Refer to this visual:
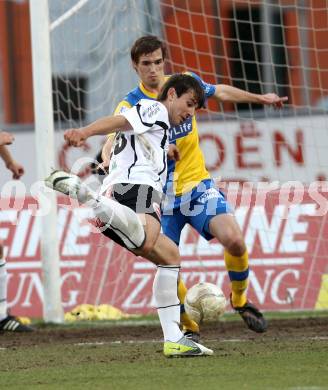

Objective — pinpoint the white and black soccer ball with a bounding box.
[184,282,226,324]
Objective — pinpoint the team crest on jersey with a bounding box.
[169,117,192,141]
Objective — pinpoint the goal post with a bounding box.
[29,0,64,323]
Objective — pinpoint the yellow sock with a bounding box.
[224,250,249,308]
[181,312,199,333]
[177,276,188,304]
[177,277,199,333]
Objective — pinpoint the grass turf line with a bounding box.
[0,338,327,390]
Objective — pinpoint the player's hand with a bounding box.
[0,131,14,146]
[64,128,87,147]
[260,94,288,109]
[167,144,180,161]
[7,161,24,179]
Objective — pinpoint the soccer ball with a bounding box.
[184,282,226,324]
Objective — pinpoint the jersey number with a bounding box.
[113,133,127,155]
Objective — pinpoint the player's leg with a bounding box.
[98,194,212,356]
[135,217,203,347]
[0,242,32,332]
[101,212,212,356]
[96,204,196,353]
[46,171,211,354]
[208,213,248,307]
[152,263,182,341]
[68,176,183,343]
[153,264,213,357]
[148,233,212,357]
[161,210,200,341]
[189,183,267,333]
[93,195,147,250]
[45,170,145,250]
[145,231,183,340]
[88,179,209,353]
[208,213,267,332]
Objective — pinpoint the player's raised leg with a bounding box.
[46,170,212,355]
[209,214,267,333]
[45,170,145,250]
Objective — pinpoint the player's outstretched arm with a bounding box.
[64,115,131,147]
[0,145,25,179]
[0,131,14,146]
[0,130,24,179]
[213,84,288,108]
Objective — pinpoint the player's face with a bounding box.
[133,48,165,89]
[168,90,198,126]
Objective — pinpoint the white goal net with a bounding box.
[30,0,328,319]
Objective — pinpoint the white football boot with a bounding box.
[45,170,92,203]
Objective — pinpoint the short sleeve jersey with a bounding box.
[111,72,216,200]
[102,99,170,193]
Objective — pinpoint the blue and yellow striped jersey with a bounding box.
[113,72,216,198]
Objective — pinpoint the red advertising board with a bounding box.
[1,188,327,318]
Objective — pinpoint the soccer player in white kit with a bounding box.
[46,74,213,357]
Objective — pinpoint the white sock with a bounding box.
[0,259,8,321]
[153,265,183,342]
[76,183,145,250]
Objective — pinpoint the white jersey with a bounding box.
[102,99,170,193]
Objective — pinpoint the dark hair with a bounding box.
[131,35,167,64]
[157,74,205,109]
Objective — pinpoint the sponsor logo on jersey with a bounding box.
[142,102,160,119]
[169,117,192,141]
